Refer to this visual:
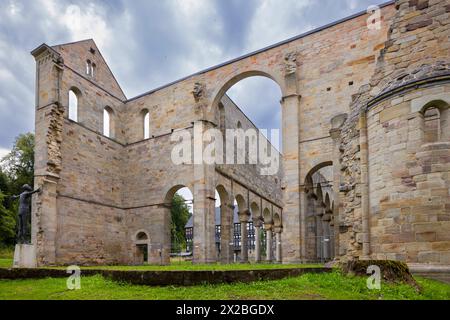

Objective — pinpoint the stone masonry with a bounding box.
[28,0,449,267]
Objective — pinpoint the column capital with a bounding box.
[238,209,251,222]
[273,226,283,234]
[264,221,274,231]
[253,216,264,228]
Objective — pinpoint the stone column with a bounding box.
[322,211,332,260]
[265,222,273,262]
[315,210,323,261]
[254,218,263,263]
[280,54,301,263]
[330,115,345,261]
[274,226,283,263]
[192,120,217,264]
[359,111,370,259]
[299,187,307,262]
[239,210,250,263]
[220,203,233,264]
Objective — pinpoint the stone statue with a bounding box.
[11,184,41,244]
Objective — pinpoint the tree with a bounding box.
[170,194,191,253]
[0,133,35,247]
[0,190,16,246]
[0,133,35,194]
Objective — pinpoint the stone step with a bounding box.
[412,272,450,284]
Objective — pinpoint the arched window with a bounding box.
[237,121,242,129]
[103,106,115,138]
[86,60,92,76]
[142,109,150,139]
[421,100,450,143]
[68,89,79,122]
[91,63,96,78]
[423,107,440,143]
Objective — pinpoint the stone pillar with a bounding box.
[359,111,370,259]
[162,204,171,265]
[33,176,58,266]
[192,120,217,264]
[315,210,324,261]
[220,203,233,264]
[265,222,273,262]
[274,226,283,263]
[239,210,250,263]
[31,48,65,267]
[299,187,307,262]
[322,212,332,260]
[280,53,301,263]
[330,114,346,261]
[254,218,263,263]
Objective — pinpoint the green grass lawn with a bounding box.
[0,259,322,271]
[58,262,324,271]
[0,271,449,300]
[0,258,13,268]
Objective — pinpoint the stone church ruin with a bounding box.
[26,0,449,268]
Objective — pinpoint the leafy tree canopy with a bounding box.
[170,194,191,252]
[0,133,35,246]
[1,133,34,195]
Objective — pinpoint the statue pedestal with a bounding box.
[13,244,37,268]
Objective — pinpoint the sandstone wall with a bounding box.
[367,84,450,264]
[338,0,450,263]
[31,0,450,266]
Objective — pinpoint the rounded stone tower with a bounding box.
[338,0,450,266]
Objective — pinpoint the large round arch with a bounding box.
[211,70,286,111]
[303,161,336,263]
[215,184,233,263]
[163,185,194,264]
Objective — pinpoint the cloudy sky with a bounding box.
[0,0,381,158]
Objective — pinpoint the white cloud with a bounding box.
[170,0,225,75]
[245,0,313,52]
[0,0,374,151]
[0,148,10,160]
[38,0,112,49]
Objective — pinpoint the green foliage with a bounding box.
[0,170,9,194]
[0,133,35,247]
[170,194,191,253]
[0,190,16,246]
[0,271,448,300]
[1,133,35,194]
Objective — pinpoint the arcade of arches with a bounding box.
[28,0,450,268]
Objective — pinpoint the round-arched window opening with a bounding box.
[141,109,150,139]
[103,106,115,138]
[226,76,282,152]
[68,88,80,122]
[86,60,92,75]
[136,232,148,241]
[91,63,96,78]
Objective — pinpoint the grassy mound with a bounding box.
[341,260,419,289]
